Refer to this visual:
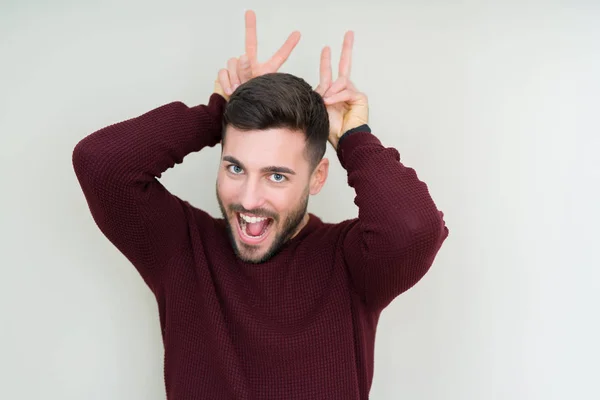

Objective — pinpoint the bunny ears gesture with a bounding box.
[216,11,368,148]
[216,10,301,98]
[316,31,369,148]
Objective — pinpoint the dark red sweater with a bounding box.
[72,93,448,399]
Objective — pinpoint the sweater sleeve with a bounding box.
[72,93,227,291]
[336,126,449,311]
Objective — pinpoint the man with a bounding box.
[72,10,448,400]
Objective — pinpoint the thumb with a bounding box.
[238,54,252,83]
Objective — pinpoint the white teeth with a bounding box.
[240,213,267,224]
[238,213,271,239]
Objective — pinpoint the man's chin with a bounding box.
[234,238,277,263]
[217,197,308,264]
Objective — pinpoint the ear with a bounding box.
[309,158,329,195]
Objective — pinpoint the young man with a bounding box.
[72,10,448,400]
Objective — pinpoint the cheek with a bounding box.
[268,185,306,213]
[216,175,237,204]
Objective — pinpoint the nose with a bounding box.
[239,179,266,212]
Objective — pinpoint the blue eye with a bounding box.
[270,173,286,182]
[228,165,243,174]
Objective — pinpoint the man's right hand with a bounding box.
[215,10,301,100]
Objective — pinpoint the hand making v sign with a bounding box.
[316,31,369,150]
[215,10,301,100]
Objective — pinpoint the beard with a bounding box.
[216,185,309,264]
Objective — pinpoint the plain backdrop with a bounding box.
[1,0,599,399]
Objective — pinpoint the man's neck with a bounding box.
[290,213,310,239]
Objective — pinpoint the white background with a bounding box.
[1,0,599,399]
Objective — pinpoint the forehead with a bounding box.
[222,126,308,169]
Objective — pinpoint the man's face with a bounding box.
[216,126,328,263]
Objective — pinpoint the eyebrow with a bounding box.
[222,155,296,175]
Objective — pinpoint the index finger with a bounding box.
[265,31,301,71]
[245,10,258,64]
[338,31,354,78]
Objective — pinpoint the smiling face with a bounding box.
[216,125,329,263]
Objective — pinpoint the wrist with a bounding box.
[338,124,371,147]
[213,80,229,101]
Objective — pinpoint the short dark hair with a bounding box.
[222,72,329,170]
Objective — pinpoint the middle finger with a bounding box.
[245,10,258,65]
[338,31,354,78]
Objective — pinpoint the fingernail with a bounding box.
[226,88,233,95]
[234,84,240,89]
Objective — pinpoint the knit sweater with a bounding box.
[72,92,449,399]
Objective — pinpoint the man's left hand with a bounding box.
[316,31,369,150]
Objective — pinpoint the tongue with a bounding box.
[247,219,269,237]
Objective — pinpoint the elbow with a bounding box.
[364,212,448,310]
[412,210,449,264]
[394,208,448,256]
[72,137,105,182]
[425,210,449,249]
[72,136,113,191]
[72,139,99,197]
[72,132,120,181]
[370,209,448,264]
[391,211,448,282]
[72,138,92,179]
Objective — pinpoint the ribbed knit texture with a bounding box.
[72,93,449,399]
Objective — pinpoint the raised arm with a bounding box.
[72,94,226,290]
[319,32,449,312]
[73,10,301,291]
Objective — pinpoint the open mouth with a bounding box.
[236,212,274,244]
